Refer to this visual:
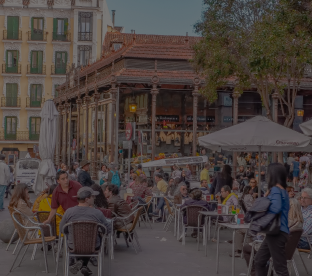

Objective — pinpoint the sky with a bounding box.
[105,0,204,36]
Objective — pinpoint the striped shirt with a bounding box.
[302,205,312,244]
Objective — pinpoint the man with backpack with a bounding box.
[108,164,121,187]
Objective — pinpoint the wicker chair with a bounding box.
[180,205,209,248]
[267,229,303,276]
[56,221,109,276]
[6,206,20,254]
[115,206,143,254]
[10,211,56,273]
[163,197,175,231]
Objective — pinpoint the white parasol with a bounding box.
[299,119,312,136]
[32,100,59,194]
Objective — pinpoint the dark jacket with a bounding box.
[210,173,233,195]
[77,170,94,187]
[180,199,212,224]
[108,195,134,229]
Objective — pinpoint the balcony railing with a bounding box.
[52,32,71,42]
[27,64,46,75]
[26,97,45,108]
[51,64,70,75]
[2,64,21,74]
[78,32,92,41]
[28,30,47,41]
[0,131,39,141]
[1,97,21,107]
[3,30,22,40]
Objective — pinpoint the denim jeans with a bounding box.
[298,238,311,250]
[156,197,165,211]
[0,185,7,209]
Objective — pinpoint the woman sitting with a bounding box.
[286,186,303,230]
[91,184,112,218]
[98,164,109,186]
[241,186,255,212]
[131,177,152,199]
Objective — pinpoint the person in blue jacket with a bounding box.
[254,163,290,276]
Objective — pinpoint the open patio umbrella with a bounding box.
[32,100,59,194]
[300,119,312,136]
[198,116,312,195]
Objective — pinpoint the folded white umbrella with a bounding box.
[299,119,312,136]
[32,100,59,194]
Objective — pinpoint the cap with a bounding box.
[80,160,90,168]
[75,187,99,199]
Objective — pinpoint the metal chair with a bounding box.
[56,221,109,276]
[129,200,140,210]
[139,196,153,228]
[180,205,209,249]
[115,206,143,254]
[6,206,20,254]
[163,197,176,231]
[267,229,303,276]
[297,234,312,275]
[10,211,56,273]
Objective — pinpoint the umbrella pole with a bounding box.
[258,146,261,197]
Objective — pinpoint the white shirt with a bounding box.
[0,161,10,186]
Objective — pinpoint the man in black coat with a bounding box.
[77,160,94,187]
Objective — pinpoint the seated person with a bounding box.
[241,186,255,212]
[59,187,111,276]
[216,185,238,221]
[91,184,112,219]
[287,186,303,231]
[32,187,49,212]
[131,177,152,199]
[104,184,134,230]
[165,178,177,199]
[298,188,312,249]
[174,184,190,204]
[199,180,210,195]
[154,173,168,194]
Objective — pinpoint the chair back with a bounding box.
[8,206,15,216]
[129,200,139,210]
[11,212,29,242]
[127,206,143,232]
[65,221,99,254]
[164,197,174,216]
[185,205,209,227]
[36,211,56,236]
[286,229,303,260]
[145,196,153,208]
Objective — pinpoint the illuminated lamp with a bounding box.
[129,96,137,113]
[297,110,304,117]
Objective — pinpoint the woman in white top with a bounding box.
[98,164,109,185]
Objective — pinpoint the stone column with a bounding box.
[232,91,241,176]
[151,76,159,161]
[62,103,69,164]
[192,78,200,157]
[110,77,117,163]
[92,92,100,180]
[76,98,82,163]
[84,96,90,161]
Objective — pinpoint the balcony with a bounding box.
[78,32,92,41]
[3,30,22,40]
[0,131,39,141]
[28,31,47,42]
[1,97,21,108]
[2,64,21,74]
[27,64,46,75]
[51,64,70,75]
[52,32,71,42]
[26,97,45,108]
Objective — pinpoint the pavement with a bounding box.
[0,193,311,276]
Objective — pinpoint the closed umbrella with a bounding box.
[32,100,59,194]
[300,119,312,136]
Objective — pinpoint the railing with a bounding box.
[3,30,22,40]
[26,97,45,108]
[27,64,46,74]
[78,32,92,41]
[0,131,36,141]
[1,97,21,107]
[2,64,21,74]
[28,31,47,41]
[52,32,71,42]
[29,133,40,141]
[51,64,70,75]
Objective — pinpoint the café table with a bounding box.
[216,222,250,276]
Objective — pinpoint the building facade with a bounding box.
[0,0,112,164]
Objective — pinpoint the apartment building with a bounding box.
[0,0,112,164]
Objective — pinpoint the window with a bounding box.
[5,116,17,140]
[78,45,92,66]
[6,83,18,107]
[30,51,43,74]
[31,17,44,40]
[53,18,68,41]
[113,43,122,51]
[55,52,67,74]
[7,16,19,40]
[6,50,18,73]
[78,12,93,41]
[29,117,40,140]
[30,84,42,107]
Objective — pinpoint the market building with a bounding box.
[0,0,113,165]
[54,32,312,179]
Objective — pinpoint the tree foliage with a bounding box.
[193,0,312,126]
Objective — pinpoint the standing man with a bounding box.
[0,154,10,211]
[77,160,94,187]
[43,170,82,224]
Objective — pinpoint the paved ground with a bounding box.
[0,193,311,276]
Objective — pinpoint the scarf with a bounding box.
[222,192,238,205]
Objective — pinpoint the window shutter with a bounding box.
[13,17,19,34]
[53,18,57,33]
[64,18,68,33]
[29,117,32,139]
[7,17,13,35]
[38,51,43,73]
[65,52,67,66]
[4,117,7,139]
[12,83,17,97]
[6,83,12,98]
[31,17,34,32]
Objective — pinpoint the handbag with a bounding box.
[261,213,281,235]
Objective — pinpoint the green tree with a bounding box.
[193,0,312,127]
